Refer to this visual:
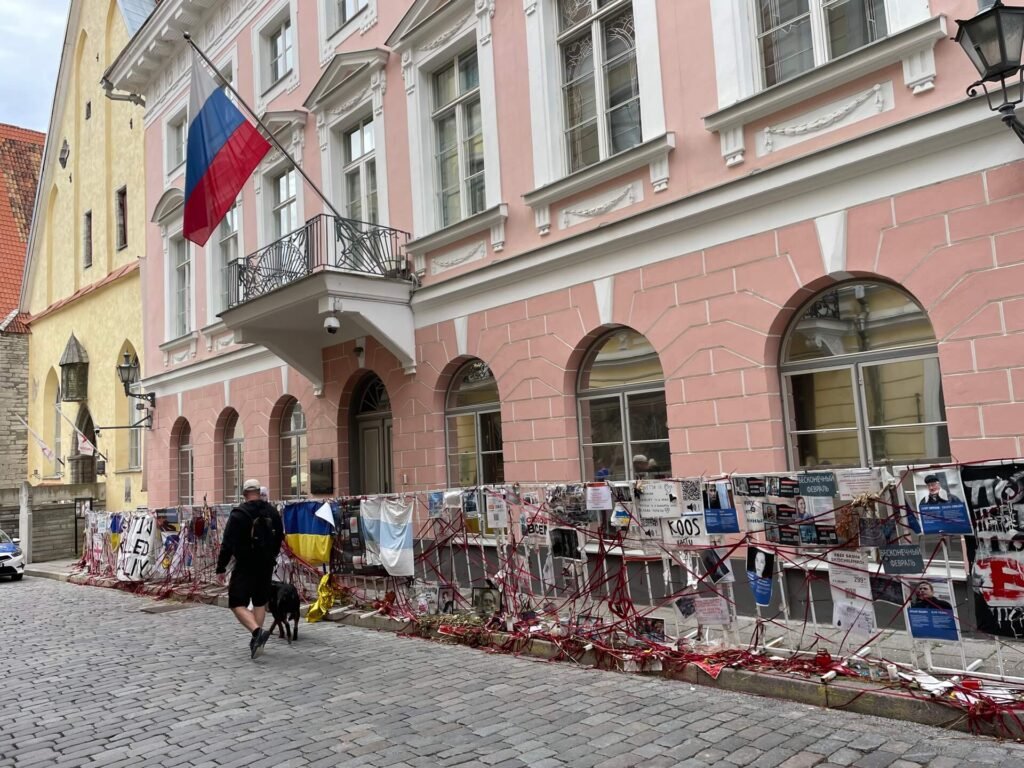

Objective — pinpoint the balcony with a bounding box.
[219,214,418,393]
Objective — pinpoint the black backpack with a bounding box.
[245,506,277,563]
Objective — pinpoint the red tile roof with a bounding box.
[0,122,44,334]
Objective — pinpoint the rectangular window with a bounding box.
[129,426,142,470]
[269,19,293,86]
[432,51,485,228]
[115,187,128,250]
[82,211,92,268]
[168,111,188,169]
[272,169,298,238]
[178,445,193,506]
[281,434,308,497]
[756,0,888,88]
[172,238,192,338]
[336,0,368,30]
[341,116,378,224]
[217,201,240,311]
[446,410,503,535]
[559,0,640,173]
[224,439,244,503]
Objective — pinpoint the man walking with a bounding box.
[216,478,284,659]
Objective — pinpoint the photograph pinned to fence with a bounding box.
[906,576,959,641]
[746,546,775,607]
[471,587,502,617]
[910,468,973,535]
[703,480,741,533]
[675,594,697,618]
[438,586,457,614]
[637,616,667,642]
[428,491,445,519]
[700,547,734,584]
[414,583,440,615]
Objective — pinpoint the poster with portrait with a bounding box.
[910,468,972,535]
[746,546,774,606]
[963,462,1024,638]
[703,480,741,533]
[905,576,959,641]
[472,587,501,617]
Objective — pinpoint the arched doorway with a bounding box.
[70,406,97,483]
[351,375,392,495]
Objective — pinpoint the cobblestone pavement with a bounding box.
[4,578,1024,768]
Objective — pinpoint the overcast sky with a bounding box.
[0,0,68,132]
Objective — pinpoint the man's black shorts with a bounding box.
[228,566,272,609]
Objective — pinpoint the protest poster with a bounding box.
[962,462,1024,638]
[746,546,774,607]
[910,468,972,535]
[703,480,741,533]
[905,577,959,641]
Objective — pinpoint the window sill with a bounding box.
[201,320,239,353]
[703,15,947,167]
[159,331,199,367]
[115,468,142,475]
[319,4,375,65]
[522,133,676,235]
[258,69,300,112]
[406,203,509,274]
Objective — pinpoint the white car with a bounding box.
[0,529,24,581]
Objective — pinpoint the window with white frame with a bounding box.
[341,116,378,223]
[576,328,669,483]
[445,360,504,536]
[558,0,641,173]
[171,236,192,338]
[168,110,188,170]
[215,200,240,311]
[334,0,368,31]
[756,0,888,88]
[223,410,244,504]
[432,51,485,228]
[129,422,142,470]
[280,400,308,498]
[177,421,194,506]
[266,16,294,90]
[781,281,949,468]
[271,168,298,238]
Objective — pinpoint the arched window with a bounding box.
[577,328,669,481]
[223,410,244,503]
[781,282,949,468]
[280,400,308,498]
[446,360,504,487]
[175,421,193,505]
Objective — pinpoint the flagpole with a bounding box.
[15,414,63,467]
[56,403,108,463]
[182,33,346,223]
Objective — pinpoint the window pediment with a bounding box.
[151,187,184,225]
[305,48,389,113]
[387,0,469,49]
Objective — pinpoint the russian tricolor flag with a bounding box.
[183,52,270,246]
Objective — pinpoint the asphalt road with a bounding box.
[3,576,1023,768]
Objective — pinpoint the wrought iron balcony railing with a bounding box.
[227,214,410,308]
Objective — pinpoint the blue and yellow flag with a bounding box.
[282,501,334,565]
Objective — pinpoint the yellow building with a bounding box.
[20,0,153,511]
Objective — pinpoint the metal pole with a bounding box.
[182,33,346,222]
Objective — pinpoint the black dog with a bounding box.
[268,581,300,643]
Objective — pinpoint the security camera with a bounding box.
[324,315,340,334]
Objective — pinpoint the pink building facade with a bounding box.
[105,0,1024,509]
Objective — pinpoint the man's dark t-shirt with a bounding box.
[216,500,284,574]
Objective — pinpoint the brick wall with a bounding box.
[0,333,27,488]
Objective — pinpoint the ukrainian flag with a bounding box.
[283,501,334,566]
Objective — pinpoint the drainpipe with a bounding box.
[101,79,146,107]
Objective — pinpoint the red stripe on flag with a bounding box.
[183,121,270,247]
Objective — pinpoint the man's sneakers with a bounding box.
[249,628,271,659]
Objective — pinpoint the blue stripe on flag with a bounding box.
[184,88,246,200]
